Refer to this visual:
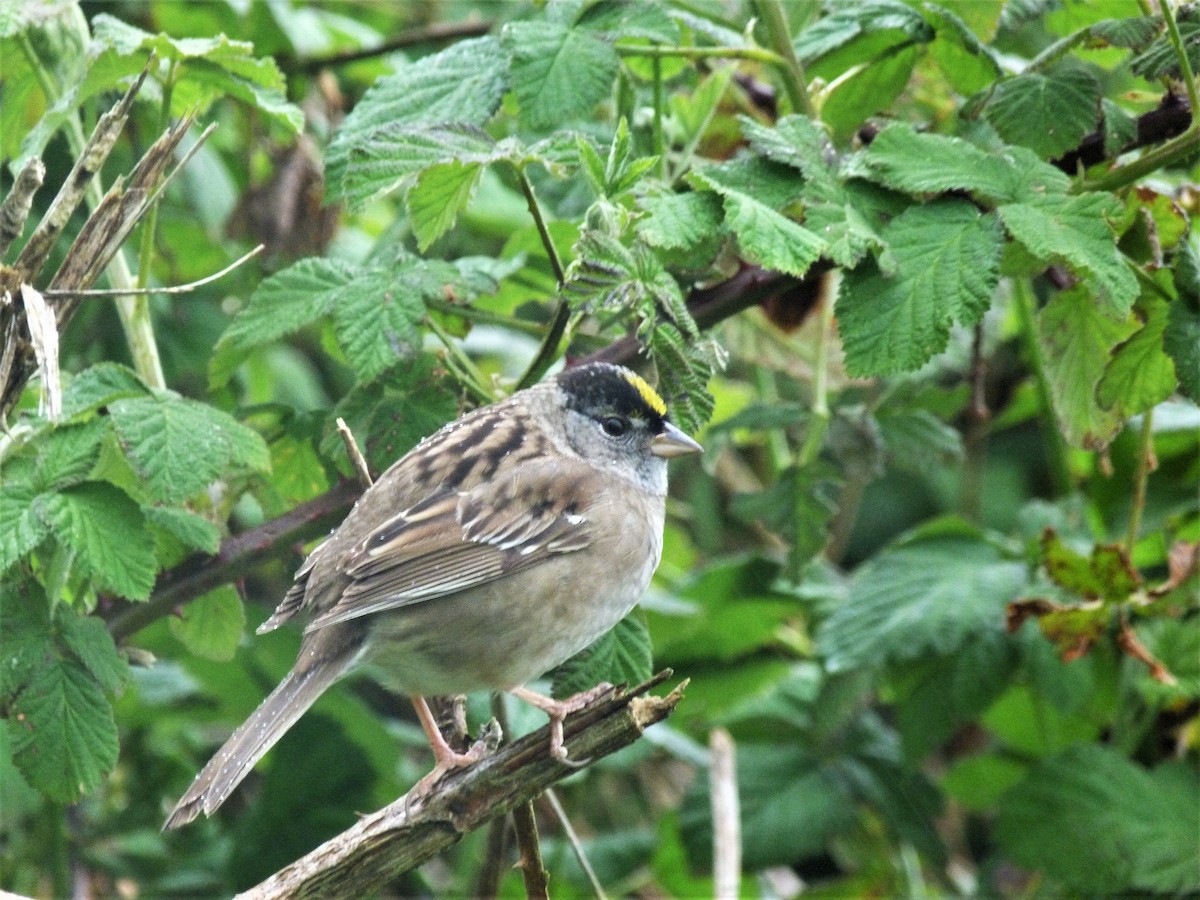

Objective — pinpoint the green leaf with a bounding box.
[336,123,497,207]
[692,154,803,210]
[1164,298,1200,401]
[1037,285,1138,448]
[324,36,508,192]
[501,20,620,130]
[1131,16,1200,79]
[894,631,1018,759]
[718,193,824,278]
[644,325,719,433]
[996,744,1200,893]
[143,505,221,555]
[983,63,1101,160]
[636,191,724,252]
[860,122,1070,202]
[43,483,155,600]
[999,193,1139,313]
[23,419,109,492]
[837,201,1003,375]
[169,585,245,662]
[211,258,353,386]
[819,525,1027,671]
[925,3,1003,94]
[61,363,147,421]
[564,230,696,336]
[877,408,965,471]
[0,481,51,575]
[89,14,302,131]
[58,608,128,695]
[729,464,840,565]
[822,44,921,142]
[109,394,268,503]
[329,263,429,381]
[8,655,118,803]
[407,160,484,251]
[550,612,652,699]
[1097,296,1177,416]
[0,581,52,701]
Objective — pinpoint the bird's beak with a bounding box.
[651,422,703,458]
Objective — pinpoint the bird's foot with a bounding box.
[510,682,615,767]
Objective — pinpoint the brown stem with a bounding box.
[286,20,494,74]
[512,801,549,899]
[233,675,685,900]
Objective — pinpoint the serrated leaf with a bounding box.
[0,581,51,700]
[61,363,147,421]
[330,259,452,381]
[636,191,724,251]
[337,123,497,207]
[730,465,839,565]
[984,63,1100,160]
[819,527,1027,671]
[8,655,118,802]
[1097,296,1176,415]
[692,155,802,210]
[924,3,1003,94]
[860,122,1070,202]
[740,114,835,185]
[837,201,1003,376]
[1164,298,1200,401]
[1131,16,1200,79]
[577,0,681,44]
[1037,285,1138,448]
[564,231,696,336]
[999,193,1138,313]
[58,609,128,695]
[169,585,245,662]
[89,14,301,131]
[1088,16,1161,50]
[502,20,619,130]
[877,408,964,470]
[25,419,109,492]
[996,745,1200,893]
[211,258,353,386]
[408,161,484,250]
[0,481,50,574]
[719,193,824,278]
[143,506,221,555]
[644,325,719,433]
[109,394,268,503]
[550,612,652,699]
[325,36,508,192]
[822,45,921,142]
[42,483,156,600]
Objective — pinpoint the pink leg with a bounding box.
[510,683,614,766]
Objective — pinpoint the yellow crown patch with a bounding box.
[623,371,667,416]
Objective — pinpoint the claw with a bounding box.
[510,683,614,764]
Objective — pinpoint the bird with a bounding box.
[164,361,702,828]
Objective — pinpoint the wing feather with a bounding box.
[305,461,599,632]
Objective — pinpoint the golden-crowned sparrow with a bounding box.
[165,362,701,827]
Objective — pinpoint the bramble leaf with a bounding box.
[43,483,156,600]
[169,585,245,662]
[502,20,619,130]
[983,63,1101,160]
[550,612,652,699]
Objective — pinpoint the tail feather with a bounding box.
[164,655,350,829]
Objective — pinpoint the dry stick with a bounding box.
[335,416,374,487]
[545,788,609,900]
[234,675,685,899]
[42,244,264,299]
[709,728,741,900]
[512,801,550,900]
[0,157,45,259]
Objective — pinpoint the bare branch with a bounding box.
[235,675,686,899]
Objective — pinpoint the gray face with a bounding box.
[561,407,669,497]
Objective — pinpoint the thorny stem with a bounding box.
[514,168,569,390]
[1082,2,1198,197]
[1013,278,1073,495]
[749,0,817,118]
[1125,407,1155,552]
[615,44,786,68]
[1161,0,1200,128]
[18,33,166,388]
[512,798,549,899]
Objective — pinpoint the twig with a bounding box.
[1125,407,1155,552]
[290,19,494,74]
[545,788,608,900]
[336,416,374,487]
[709,728,741,900]
[512,801,549,899]
[473,814,509,898]
[41,244,264,299]
[234,676,686,899]
[0,157,45,260]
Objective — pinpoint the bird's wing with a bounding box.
[303,460,600,632]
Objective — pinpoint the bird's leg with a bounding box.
[509,683,615,767]
[410,694,488,793]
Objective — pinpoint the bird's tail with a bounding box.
[163,651,353,829]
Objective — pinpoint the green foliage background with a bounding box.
[1,0,1198,896]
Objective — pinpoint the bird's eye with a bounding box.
[601,416,629,437]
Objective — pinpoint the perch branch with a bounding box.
[235,675,686,899]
